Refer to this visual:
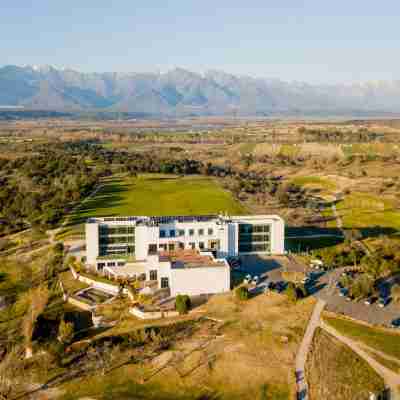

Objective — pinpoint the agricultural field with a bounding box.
[306,328,385,400]
[69,173,247,226]
[336,192,400,233]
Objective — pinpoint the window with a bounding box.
[107,262,116,267]
[148,244,157,254]
[160,230,166,238]
[97,263,105,271]
[161,277,169,288]
[159,243,167,251]
[208,228,214,236]
[117,262,125,266]
[170,230,175,237]
[178,229,185,236]
[189,242,195,250]
[199,242,205,250]
[149,270,158,281]
[189,229,195,236]
[179,242,184,250]
[168,243,175,251]
[127,246,135,254]
[198,229,204,236]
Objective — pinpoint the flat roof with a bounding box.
[159,250,226,269]
[87,214,283,225]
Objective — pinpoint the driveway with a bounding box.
[314,267,400,327]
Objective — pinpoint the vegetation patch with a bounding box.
[323,314,400,359]
[306,328,385,400]
[336,192,400,232]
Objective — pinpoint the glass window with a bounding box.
[161,277,169,288]
[199,242,205,250]
[148,244,157,254]
[149,270,158,281]
[178,229,185,236]
[208,228,214,235]
[117,262,125,266]
[168,243,175,251]
[189,242,195,250]
[170,230,175,237]
[189,229,195,236]
[160,230,166,238]
[198,229,204,236]
[97,263,105,271]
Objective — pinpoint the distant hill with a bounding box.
[1,65,400,116]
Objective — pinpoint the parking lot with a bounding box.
[237,255,400,328]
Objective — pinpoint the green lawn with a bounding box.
[336,192,400,232]
[323,314,400,359]
[69,174,246,226]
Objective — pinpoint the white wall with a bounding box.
[85,223,99,265]
[169,266,230,297]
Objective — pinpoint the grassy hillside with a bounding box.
[306,328,385,400]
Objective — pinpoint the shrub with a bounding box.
[285,282,298,303]
[175,294,191,314]
[235,286,249,301]
[58,319,74,345]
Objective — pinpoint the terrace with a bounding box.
[160,249,227,269]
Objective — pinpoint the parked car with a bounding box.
[243,274,252,284]
[275,281,287,293]
[364,297,377,306]
[391,318,400,328]
[378,297,391,308]
[251,276,259,285]
[339,288,348,297]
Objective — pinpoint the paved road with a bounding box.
[321,320,400,400]
[295,299,326,400]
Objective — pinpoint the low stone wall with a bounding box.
[71,267,120,295]
[129,307,179,320]
[67,295,94,311]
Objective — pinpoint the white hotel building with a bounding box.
[85,215,284,297]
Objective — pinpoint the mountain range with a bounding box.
[1,64,400,116]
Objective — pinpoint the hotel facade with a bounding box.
[85,214,285,296]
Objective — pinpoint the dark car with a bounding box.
[378,297,391,308]
[391,318,400,328]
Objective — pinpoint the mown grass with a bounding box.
[69,174,246,226]
[323,314,400,359]
[306,328,385,400]
[336,192,400,232]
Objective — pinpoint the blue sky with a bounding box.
[1,1,400,83]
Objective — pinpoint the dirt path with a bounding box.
[295,299,326,400]
[320,320,400,399]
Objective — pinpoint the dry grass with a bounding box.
[306,328,385,400]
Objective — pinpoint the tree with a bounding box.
[22,286,49,358]
[175,294,191,314]
[58,319,74,345]
[235,286,249,301]
[285,282,299,303]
